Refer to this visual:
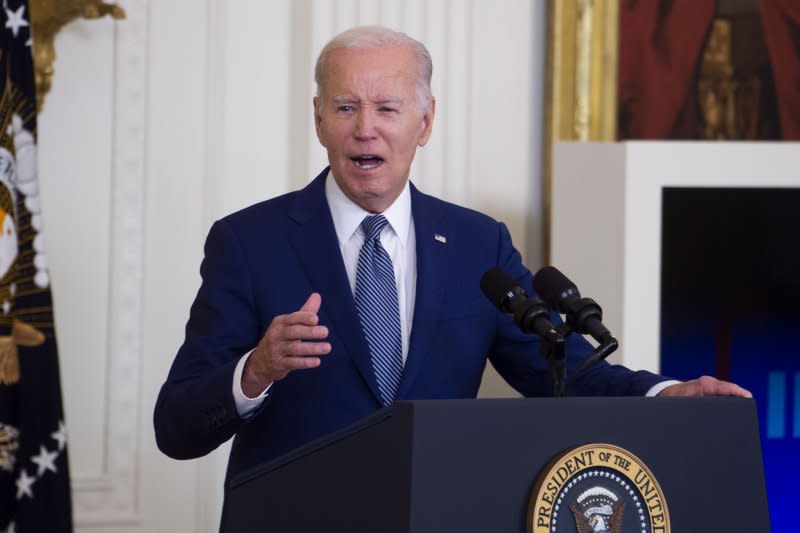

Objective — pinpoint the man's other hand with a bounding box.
[658,375,752,398]
[241,292,331,397]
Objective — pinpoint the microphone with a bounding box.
[533,266,613,343]
[480,267,562,343]
[533,266,618,370]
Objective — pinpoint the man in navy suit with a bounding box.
[154,26,750,485]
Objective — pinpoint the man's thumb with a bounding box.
[301,292,322,314]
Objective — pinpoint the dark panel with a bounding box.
[661,187,800,531]
[222,408,412,533]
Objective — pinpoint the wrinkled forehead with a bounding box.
[318,45,418,98]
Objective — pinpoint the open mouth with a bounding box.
[350,155,384,169]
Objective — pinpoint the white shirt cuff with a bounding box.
[233,350,272,418]
[645,380,682,397]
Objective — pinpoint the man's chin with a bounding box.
[349,185,403,213]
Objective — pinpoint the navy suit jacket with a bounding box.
[154,169,665,484]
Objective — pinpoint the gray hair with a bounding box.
[314,25,433,112]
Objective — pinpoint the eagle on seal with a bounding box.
[570,486,626,533]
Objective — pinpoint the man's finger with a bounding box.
[283,340,331,357]
[273,310,319,327]
[301,292,322,314]
[280,323,328,342]
[278,355,322,371]
[703,377,752,398]
[659,376,752,398]
[268,293,324,330]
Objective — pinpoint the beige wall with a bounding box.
[37,1,546,530]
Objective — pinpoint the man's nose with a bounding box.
[354,109,378,140]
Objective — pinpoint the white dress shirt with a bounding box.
[325,172,416,363]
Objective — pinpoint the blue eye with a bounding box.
[337,105,354,113]
[379,106,398,113]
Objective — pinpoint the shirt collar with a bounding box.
[325,169,412,246]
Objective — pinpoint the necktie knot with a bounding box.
[361,215,388,242]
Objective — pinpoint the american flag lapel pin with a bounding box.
[434,233,447,243]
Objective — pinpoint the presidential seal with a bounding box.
[527,443,670,533]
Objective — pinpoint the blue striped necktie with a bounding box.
[354,215,403,406]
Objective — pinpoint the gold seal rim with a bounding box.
[526,442,670,533]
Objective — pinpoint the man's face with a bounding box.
[314,45,435,213]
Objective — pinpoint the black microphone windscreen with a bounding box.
[533,266,578,307]
[480,267,519,308]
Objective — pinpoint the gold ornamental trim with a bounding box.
[543,0,619,262]
[527,443,670,533]
[29,0,125,113]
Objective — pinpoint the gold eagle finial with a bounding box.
[28,0,126,113]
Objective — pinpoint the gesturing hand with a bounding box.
[241,293,331,397]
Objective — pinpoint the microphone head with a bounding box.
[480,267,525,311]
[533,266,580,311]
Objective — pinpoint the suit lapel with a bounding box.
[396,185,447,398]
[288,170,383,405]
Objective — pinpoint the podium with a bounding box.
[222,398,769,532]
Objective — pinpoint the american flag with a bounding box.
[0,0,72,531]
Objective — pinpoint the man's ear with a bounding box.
[418,97,436,147]
[313,96,326,146]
